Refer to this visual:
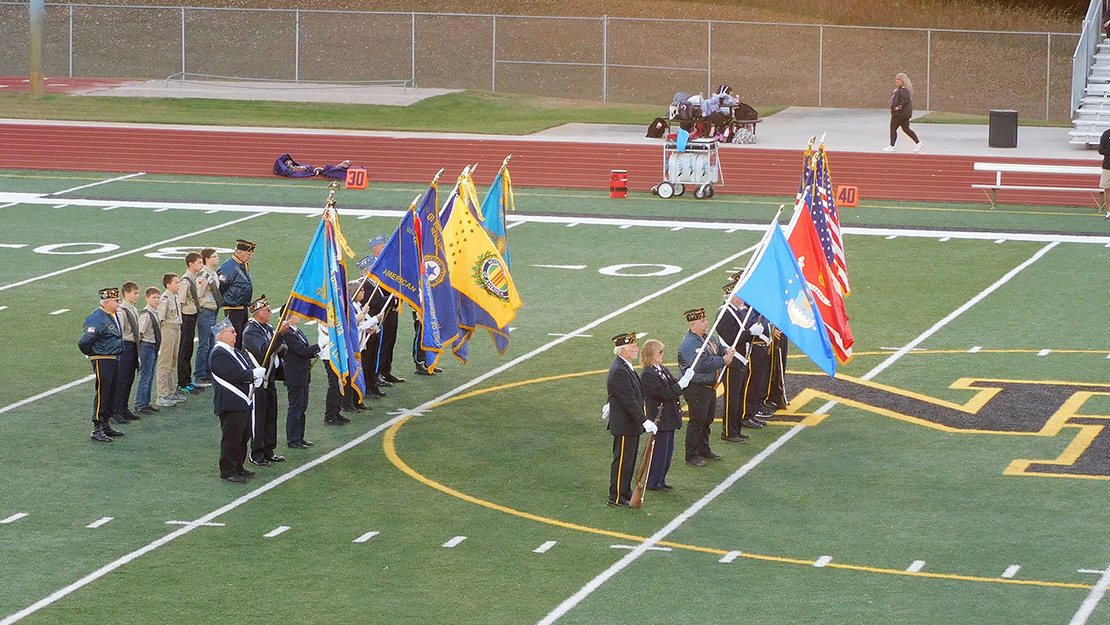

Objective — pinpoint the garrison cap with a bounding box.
[211,318,234,337]
[730,269,744,281]
[684,308,706,322]
[99,287,120,300]
[722,281,738,295]
[611,332,637,347]
[235,239,256,252]
[250,296,270,313]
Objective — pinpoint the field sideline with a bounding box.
[1,168,1109,625]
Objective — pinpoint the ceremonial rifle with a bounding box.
[629,432,656,509]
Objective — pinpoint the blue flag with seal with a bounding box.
[479,159,514,268]
[732,220,837,377]
[287,202,365,399]
[414,182,459,367]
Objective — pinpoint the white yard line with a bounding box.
[536,425,807,625]
[0,243,760,625]
[0,213,264,294]
[49,173,145,196]
[0,376,95,416]
[1071,565,1110,625]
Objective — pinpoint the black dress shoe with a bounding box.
[415,363,433,376]
[376,376,393,388]
[266,454,286,462]
[238,469,257,478]
[646,486,663,491]
[368,388,386,398]
[383,373,405,383]
[249,456,272,467]
[355,403,371,411]
[90,429,113,442]
[661,484,674,491]
[686,457,707,467]
[701,452,722,460]
[110,414,131,424]
[222,474,248,483]
[721,435,749,443]
[288,441,311,449]
[740,418,764,428]
[102,425,125,437]
[606,500,631,508]
[124,409,141,421]
[344,403,362,413]
[337,414,351,423]
[302,439,314,446]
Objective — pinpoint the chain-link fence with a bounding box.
[0,4,1081,120]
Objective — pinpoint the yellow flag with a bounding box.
[441,192,522,328]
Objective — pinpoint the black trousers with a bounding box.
[609,434,640,505]
[324,364,342,421]
[225,308,248,349]
[219,409,251,478]
[360,346,382,395]
[683,384,716,461]
[285,384,309,444]
[722,362,748,437]
[377,309,398,376]
[177,312,197,388]
[251,383,278,458]
[766,336,788,410]
[743,343,772,418]
[113,342,138,416]
[91,357,119,426]
[890,115,919,145]
[647,429,675,490]
[411,310,427,367]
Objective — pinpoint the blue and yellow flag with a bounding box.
[441,188,520,363]
[733,220,836,377]
[366,198,423,313]
[288,205,365,398]
[414,183,459,367]
[479,159,514,268]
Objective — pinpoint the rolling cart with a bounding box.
[652,137,722,199]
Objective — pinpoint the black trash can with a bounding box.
[989,110,1018,148]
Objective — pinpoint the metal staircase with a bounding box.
[1072,0,1110,146]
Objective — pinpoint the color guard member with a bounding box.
[605,332,657,507]
[209,319,265,483]
[242,296,287,466]
[677,308,735,466]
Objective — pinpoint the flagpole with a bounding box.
[686,205,784,374]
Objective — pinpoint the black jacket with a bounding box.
[1099,129,1110,169]
[606,357,646,437]
[891,86,912,118]
[242,319,286,385]
[281,325,320,387]
[641,364,683,431]
[209,344,254,414]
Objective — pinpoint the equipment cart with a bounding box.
[652,137,722,199]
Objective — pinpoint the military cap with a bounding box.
[684,308,706,322]
[211,318,234,337]
[249,296,270,313]
[99,287,120,300]
[235,239,256,252]
[722,281,738,295]
[611,332,637,347]
[730,269,744,281]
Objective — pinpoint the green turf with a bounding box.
[1,168,1108,624]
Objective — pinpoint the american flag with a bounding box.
[812,148,850,296]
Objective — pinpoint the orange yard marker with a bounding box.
[345,167,368,190]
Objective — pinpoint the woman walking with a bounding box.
[884,72,924,153]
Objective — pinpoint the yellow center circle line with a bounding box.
[382,363,1094,591]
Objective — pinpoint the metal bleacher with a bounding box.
[1071,0,1110,147]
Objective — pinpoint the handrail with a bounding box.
[1073,0,1103,118]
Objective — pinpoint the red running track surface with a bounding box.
[0,121,1101,208]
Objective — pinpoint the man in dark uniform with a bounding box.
[281,314,319,450]
[765,326,789,412]
[365,282,402,389]
[677,308,735,467]
[737,297,773,429]
[242,296,287,467]
[78,287,127,442]
[605,332,656,507]
[716,282,755,444]
[217,239,254,349]
[209,319,264,483]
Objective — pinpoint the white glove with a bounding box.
[750,322,764,337]
[252,366,266,387]
[358,316,379,332]
[601,403,610,421]
[642,420,658,435]
[678,368,695,389]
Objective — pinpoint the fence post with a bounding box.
[294,9,300,82]
[818,25,823,106]
[492,15,497,92]
[707,19,712,96]
[411,12,416,88]
[1046,32,1051,120]
[603,15,608,103]
[180,6,186,78]
[926,29,931,112]
[68,4,73,78]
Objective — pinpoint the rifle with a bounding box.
[629,432,657,509]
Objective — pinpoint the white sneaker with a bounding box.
[156,396,177,407]
[913,142,925,153]
[882,145,896,152]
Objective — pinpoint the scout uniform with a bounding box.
[113,295,142,423]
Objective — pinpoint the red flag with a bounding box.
[788,206,854,363]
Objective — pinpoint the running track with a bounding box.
[0,121,1101,207]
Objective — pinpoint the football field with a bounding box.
[1,168,1109,624]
